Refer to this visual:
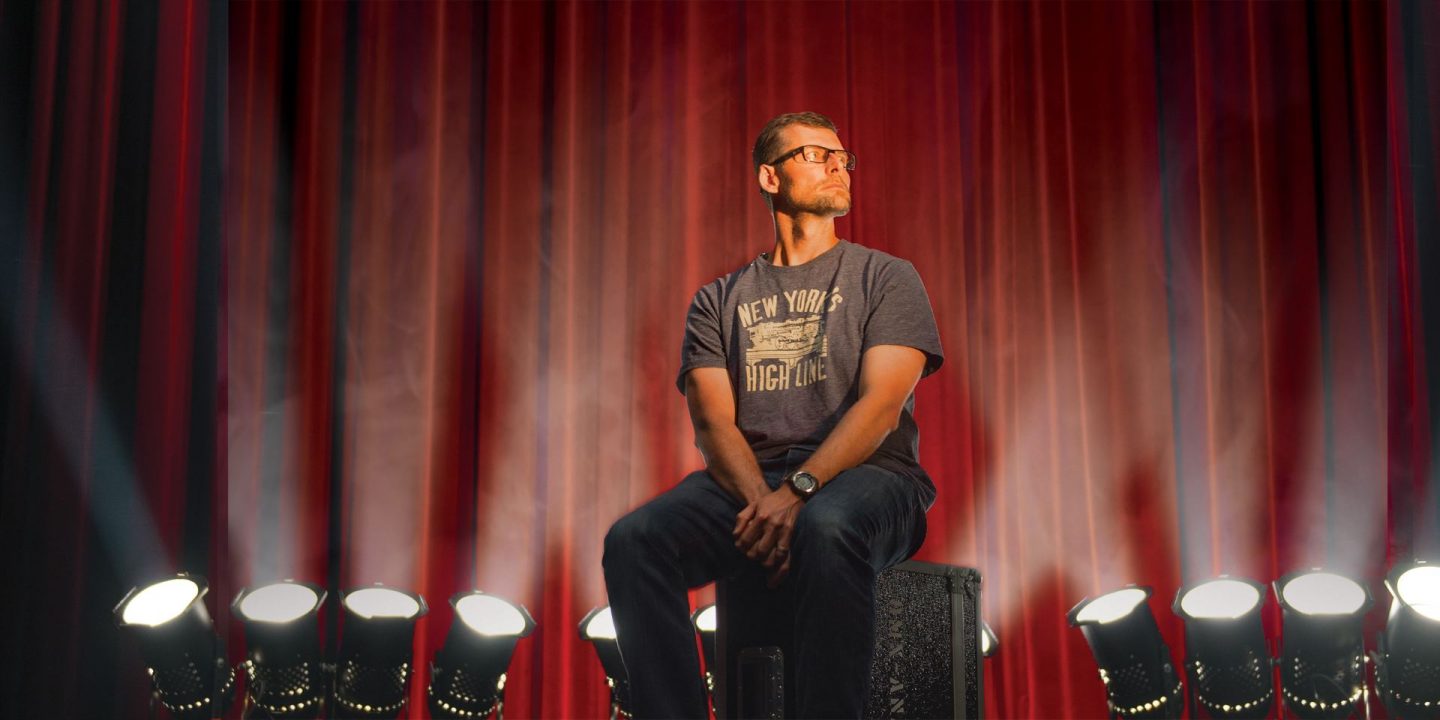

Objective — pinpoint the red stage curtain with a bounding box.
[4,0,1439,717]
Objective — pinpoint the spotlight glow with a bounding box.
[693,605,716,633]
[980,621,997,656]
[1281,572,1366,615]
[582,606,617,640]
[238,583,320,623]
[455,594,527,636]
[1395,566,1440,622]
[1075,588,1148,624]
[122,578,199,626]
[1180,579,1262,619]
[345,587,421,619]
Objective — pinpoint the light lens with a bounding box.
[1181,579,1262,619]
[1395,566,1440,621]
[582,607,617,640]
[1076,588,1148,624]
[345,587,421,619]
[122,578,200,626]
[239,583,320,623]
[694,605,716,633]
[1281,572,1366,615]
[980,623,994,655]
[455,594,527,636]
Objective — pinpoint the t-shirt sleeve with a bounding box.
[676,283,728,393]
[863,260,944,377]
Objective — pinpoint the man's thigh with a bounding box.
[793,465,928,568]
[611,470,752,587]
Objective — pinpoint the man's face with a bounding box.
[764,125,852,217]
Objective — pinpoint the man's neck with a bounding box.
[768,211,840,267]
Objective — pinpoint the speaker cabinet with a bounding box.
[715,560,982,719]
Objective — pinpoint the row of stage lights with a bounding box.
[1068,560,1440,719]
[118,575,1001,720]
[114,575,669,719]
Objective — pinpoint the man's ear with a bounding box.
[757,164,780,197]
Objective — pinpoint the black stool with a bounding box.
[712,560,983,719]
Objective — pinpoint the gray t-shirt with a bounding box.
[677,240,943,490]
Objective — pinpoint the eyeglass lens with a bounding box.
[799,146,855,170]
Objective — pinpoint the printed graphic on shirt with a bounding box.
[735,287,844,393]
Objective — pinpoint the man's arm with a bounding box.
[791,344,928,486]
[685,367,769,506]
[734,344,929,581]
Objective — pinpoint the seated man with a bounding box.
[602,111,944,719]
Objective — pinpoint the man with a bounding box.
[602,111,943,718]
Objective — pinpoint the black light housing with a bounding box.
[1172,576,1273,718]
[1068,586,1183,718]
[580,606,632,717]
[232,580,327,718]
[1377,560,1440,717]
[428,591,535,719]
[334,584,428,718]
[114,573,235,719]
[1273,569,1372,718]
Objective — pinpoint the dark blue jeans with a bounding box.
[602,452,932,719]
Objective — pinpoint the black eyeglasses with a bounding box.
[764,144,857,171]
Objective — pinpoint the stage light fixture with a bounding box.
[232,580,327,718]
[691,604,720,682]
[115,574,235,719]
[1273,569,1373,718]
[1172,576,1273,718]
[428,591,535,719]
[1068,586,1183,718]
[691,604,717,701]
[980,619,998,659]
[1377,560,1440,717]
[334,584,427,719]
[580,606,632,719]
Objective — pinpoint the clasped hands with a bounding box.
[733,487,803,588]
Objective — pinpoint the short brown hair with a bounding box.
[752,111,839,174]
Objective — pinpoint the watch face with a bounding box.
[792,472,818,493]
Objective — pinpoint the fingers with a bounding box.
[761,541,789,569]
[733,504,756,539]
[760,522,795,568]
[736,493,799,559]
[744,523,779,560]
[735,513,768,554]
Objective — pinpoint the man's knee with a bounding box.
[793,501,860,552]
[603,508,658,574]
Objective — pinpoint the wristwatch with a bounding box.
[786,470,820,501]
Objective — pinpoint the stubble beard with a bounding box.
[796,188,852,217]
